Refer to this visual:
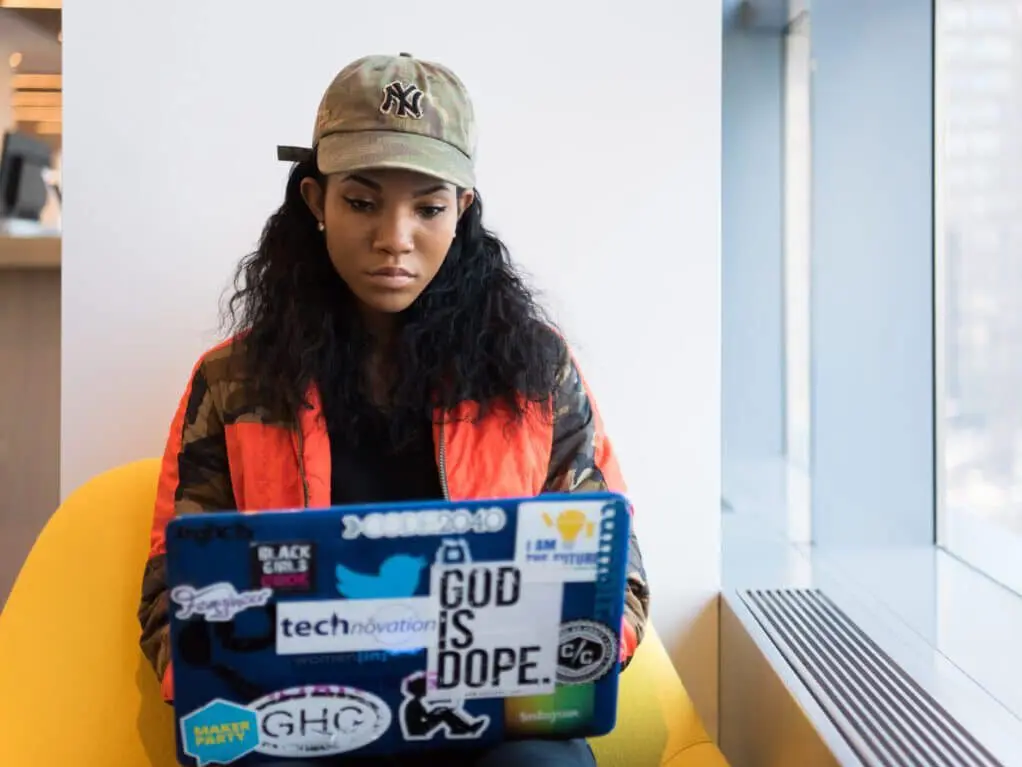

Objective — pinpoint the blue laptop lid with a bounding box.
[164,493,631,765]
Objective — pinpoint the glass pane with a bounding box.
[784,10,813,541]
[937,0,1022,593]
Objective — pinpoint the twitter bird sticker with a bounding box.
[335,554,428,599]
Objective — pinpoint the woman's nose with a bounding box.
[372,209,415,255]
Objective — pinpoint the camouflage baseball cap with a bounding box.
[277,52,476,188]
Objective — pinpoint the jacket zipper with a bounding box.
[296,425,310,508]
[438,420,450,500]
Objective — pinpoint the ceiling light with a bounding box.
[11,74,61,90]
[0,1,62,8]
[8,52,22,69]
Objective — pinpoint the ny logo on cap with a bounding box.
[380,81,425,120]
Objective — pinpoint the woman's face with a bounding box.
[301,168,474,317]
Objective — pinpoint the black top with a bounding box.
[326,403,445,505]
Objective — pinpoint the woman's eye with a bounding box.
[344,198,375,212]
[420,205,446,219]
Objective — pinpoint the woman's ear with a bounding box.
[300,177,326,225]
[457,189,476,219]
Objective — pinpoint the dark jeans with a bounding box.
[326,738,597,766]
[466,739,596,766]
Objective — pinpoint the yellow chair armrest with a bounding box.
[589,625,728,766]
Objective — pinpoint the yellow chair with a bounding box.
[0,460,727,766]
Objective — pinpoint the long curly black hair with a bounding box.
[221,153,563,447]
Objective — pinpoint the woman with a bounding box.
[138,52,650,766]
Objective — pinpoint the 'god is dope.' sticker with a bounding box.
[427,562,563,700]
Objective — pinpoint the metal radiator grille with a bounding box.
[740,588,1004,767]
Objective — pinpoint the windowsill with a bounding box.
[722,498,1022,762]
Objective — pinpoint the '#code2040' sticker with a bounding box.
[341,507,507,540]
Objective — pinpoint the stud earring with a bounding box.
[317,221,325,232]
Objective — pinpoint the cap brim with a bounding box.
[317,130,475,189]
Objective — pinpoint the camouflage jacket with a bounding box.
[138,336,650,700]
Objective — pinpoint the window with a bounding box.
[936,0,1022,594]
[783,10,812,540]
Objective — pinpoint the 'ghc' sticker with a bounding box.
[249,685,392,757]
[180,698,259,766]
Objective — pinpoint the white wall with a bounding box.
[63,0,722,733]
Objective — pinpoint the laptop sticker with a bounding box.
[335,553,427,599]
[170,582,273,622]
[180,698,259,766]
[172,520,254,546]
[340,505,507,540]
[435,538,472,566]
[503,684,597,737]
[248,684,392,759]
[251,540,316,592]
[427,562,563,700]
[556,619,618,685]
[283,645,421,670]
[514,500,617,583]
[276,596,440,655]
[398,671,490,741]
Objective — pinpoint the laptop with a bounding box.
[164,492,632,765]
